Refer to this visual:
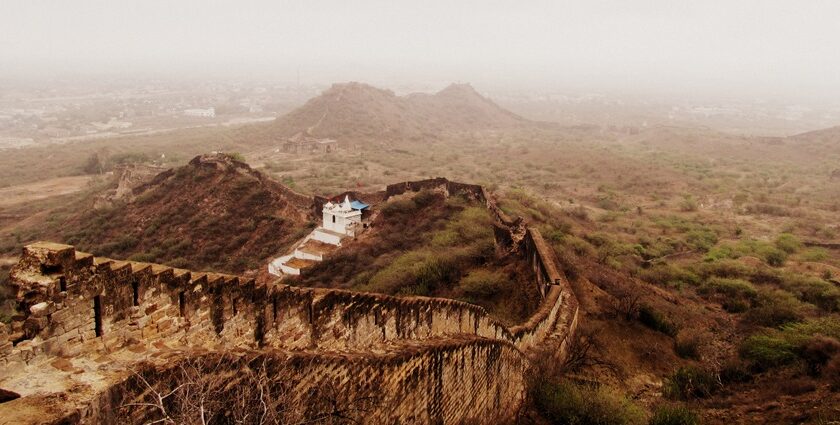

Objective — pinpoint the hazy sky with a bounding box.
[2,1,839,99]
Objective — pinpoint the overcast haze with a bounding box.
[2,0,840,100]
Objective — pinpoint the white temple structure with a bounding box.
[321,195,362,236]
[268,195,368,276]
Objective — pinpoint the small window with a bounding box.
[332,215,336,223]
[93,295,103,337]
[132,281,140,306]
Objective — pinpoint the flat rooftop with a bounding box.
[298,240,337,256]
[283,257,318,270]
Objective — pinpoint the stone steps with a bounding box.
[270,227,344,276]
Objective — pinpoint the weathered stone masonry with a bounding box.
[0,179,579,424]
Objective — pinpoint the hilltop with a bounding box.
[56,154,315,273]
[271,82,527,141]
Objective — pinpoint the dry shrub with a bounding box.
[778,378,817,396]
[823,356,840,390]
[530,380,645,425]
[665,366,720,400]
[674,332,702,360]
[118,353,379,425]
[719,360,753,384]
[458,269,507,298]
[609,292,641,321]
[560,328,618,376]
[638,305,678,337]
[649,405,700,425]
[801,336,840,376]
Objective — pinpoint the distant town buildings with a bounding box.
[183,107,216,118]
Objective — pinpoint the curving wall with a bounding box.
[0,179,579,424]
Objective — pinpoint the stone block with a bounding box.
[29,302,51,317]
[157,318,174,332]
[149,309,166,322]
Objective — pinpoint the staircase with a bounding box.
[268,228,345,276]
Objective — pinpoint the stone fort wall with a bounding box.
[0,178,578,424]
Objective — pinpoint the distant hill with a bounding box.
[271,82,528,141]
[786,125,840,161]
[790,125,840,142]
[60,154,315,273]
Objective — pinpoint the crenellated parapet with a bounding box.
[0,180,579,425]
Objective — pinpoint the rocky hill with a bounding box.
[59,153,315,273]
[271,82,528,141]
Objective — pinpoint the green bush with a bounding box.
[684,229,718,252]
[364,249,464,296]
[649,405,700,425]
[224,152,246,162]
[744,289,804,327]
[703,244,735,262]
[801,248,829,262]
[762,247,787,267]
[638,305,678,337]
[533,381,645,425]
[430,229,459,247]
[459,270,507,298]
[703,277,757,300]
[740,334,798,368]
[774,233,802,254]
[561,235,596,257]
[380,198,418,215]
[665,366,720,400]
[739,319,840,370]
[679,196,698,212]
[778,273,840,312]
[694,260,751,279]
[451,207,494,242]
[641,264,700,287]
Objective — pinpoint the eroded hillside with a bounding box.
[57,154,315,273]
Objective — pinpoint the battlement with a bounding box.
[0,180,579,424]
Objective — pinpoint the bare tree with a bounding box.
[561,328,619,377]
[119,353,381,425]
[608,291,641,321]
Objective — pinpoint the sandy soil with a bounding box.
[0,175,93,208]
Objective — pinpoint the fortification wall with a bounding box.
[93,339,526,424]
[0,178,578,425]
[2,235,564,362]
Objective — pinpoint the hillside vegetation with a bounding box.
[294,189,541,325]
[3,154,314,274]
[1,82,840,423]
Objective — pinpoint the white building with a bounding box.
[268,195,368,276]
[183,108,216,118]
[322,196,362,235]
